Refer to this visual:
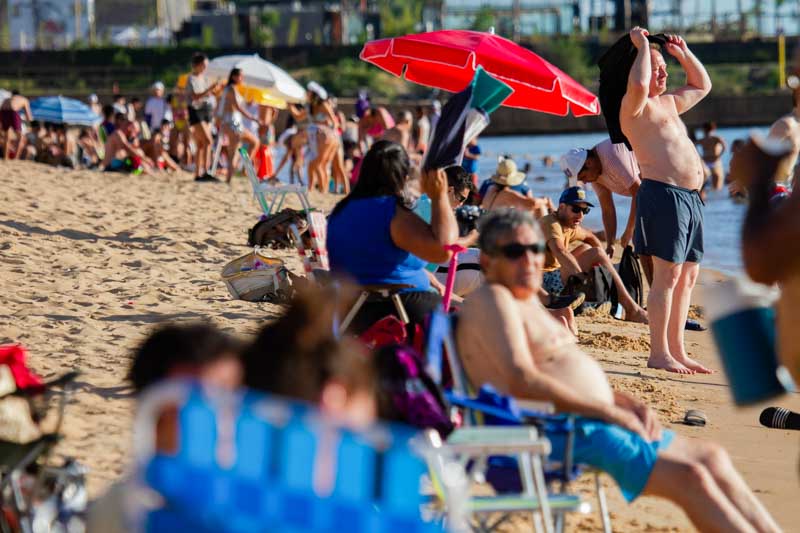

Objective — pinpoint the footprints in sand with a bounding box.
[1,161,311,497]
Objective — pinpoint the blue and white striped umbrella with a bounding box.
[30,96,101,126]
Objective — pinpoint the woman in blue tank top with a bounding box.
[327,140,459,333]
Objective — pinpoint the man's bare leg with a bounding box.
[14,133,26,161]
[640,254,654,287]
[669,438,781,532]
[573,245,648,323]
[667,262,713,373]
[647,257,692,373]
[643,447,757,533]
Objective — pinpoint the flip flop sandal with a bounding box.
[683,409,707,427]
[685,318,707,331]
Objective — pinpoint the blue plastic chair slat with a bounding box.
[141,383,439,532]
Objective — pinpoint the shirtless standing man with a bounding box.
[696,122,727,190]
[620,28,713,374]
[1,90,33,160]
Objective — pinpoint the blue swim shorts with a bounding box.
[633,178,704,264]
[547,418,675,502]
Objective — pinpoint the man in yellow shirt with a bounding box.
[540,186,648,323]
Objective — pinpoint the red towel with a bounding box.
[0,344,43,392]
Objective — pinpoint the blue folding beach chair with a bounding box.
[132,380,446,533]
[424,310,611,533]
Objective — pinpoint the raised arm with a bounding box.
[732,139,800,283]
[391,168,459,263]
[664,34,712,114]
[620,27,653,118]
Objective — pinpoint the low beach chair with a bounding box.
[424,311,611,533]
[240,147,311,217]
[424,426,588,533]
[0,366,86,533]
[133,380,455,532]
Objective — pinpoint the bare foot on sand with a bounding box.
[624,307,649,324]
[673,354,714,374]
[647,353,694,374]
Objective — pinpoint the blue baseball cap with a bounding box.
[559,186,594,207]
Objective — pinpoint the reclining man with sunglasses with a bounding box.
[457,208,780,533]
[539,186,648,323]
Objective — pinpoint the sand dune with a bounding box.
[1,160,798,532]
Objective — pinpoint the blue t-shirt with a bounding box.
[462,144,481,174]
[327,196,431,291]
[478,179,531,198]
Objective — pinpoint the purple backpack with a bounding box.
[375,344,454,438]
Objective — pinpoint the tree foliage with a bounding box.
[378,0,424,37]
[471,7,496,32]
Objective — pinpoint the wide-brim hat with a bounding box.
[491,158,526,187]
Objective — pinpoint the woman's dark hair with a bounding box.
[243,286,375,403]
[191,52,208,66]
[330,140,410,217]
[227,67,241,86]
[129,322,242,393]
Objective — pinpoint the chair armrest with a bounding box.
[446,427,551,457]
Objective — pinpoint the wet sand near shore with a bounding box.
[1,160,797,532]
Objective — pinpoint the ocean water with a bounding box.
[272,126,766,274]
[477,126,768,275]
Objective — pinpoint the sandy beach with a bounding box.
[1,159,798,532]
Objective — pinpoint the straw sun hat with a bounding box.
[491,158,526,187]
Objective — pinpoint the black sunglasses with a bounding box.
[453,191,468,204]
[570,205,591,215]
[496,242,546,259]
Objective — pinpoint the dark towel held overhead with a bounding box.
[597,33,667,150]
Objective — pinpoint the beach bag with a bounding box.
[247,208,309,249]
[220,250,293,303]
[565,265,614,304]
[374,343,454,438]
[616,245,644,308]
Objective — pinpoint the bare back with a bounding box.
[697,135,724,163]
[481,185,536,212]
[621,94,704,190]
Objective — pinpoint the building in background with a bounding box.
[4,0,191,49]
[7,0,94,49]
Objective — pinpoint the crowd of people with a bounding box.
[0,52,447,190]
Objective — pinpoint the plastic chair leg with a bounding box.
[596,472,612,533]
[340,291,368,332]
[391,293,410,324]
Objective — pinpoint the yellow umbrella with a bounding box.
[236,85,288,109]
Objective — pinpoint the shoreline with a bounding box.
[1,160,797,532]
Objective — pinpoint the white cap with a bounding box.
[88,93,98,103]
[152,81,165,91]
[560,148,588,180]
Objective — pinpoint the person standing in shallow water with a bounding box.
[620,27,713,374]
